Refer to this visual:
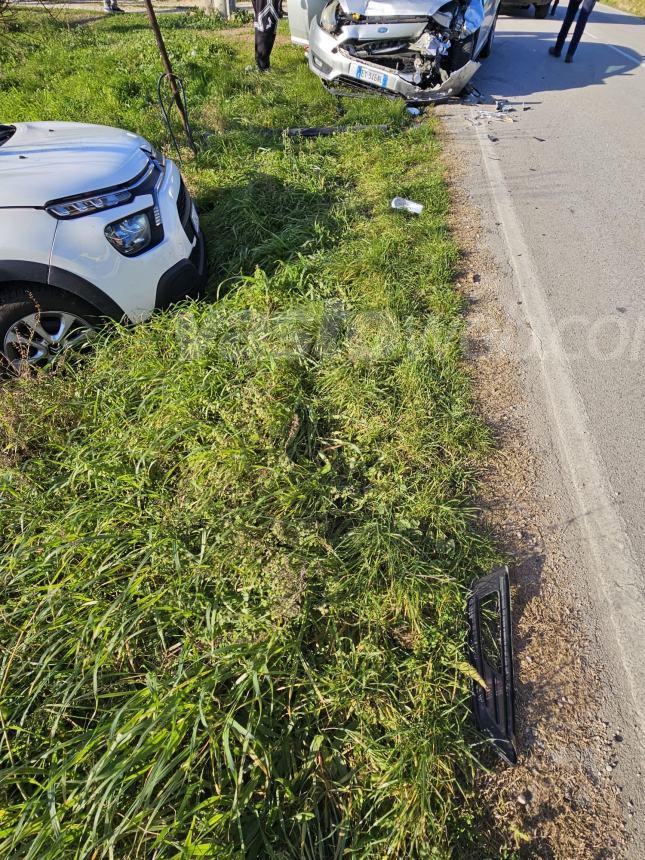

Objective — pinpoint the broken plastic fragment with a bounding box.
[468,567,517,765]
[407,106,421,116]
[391,196,423,214]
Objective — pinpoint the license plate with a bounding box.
[350,63,388,89]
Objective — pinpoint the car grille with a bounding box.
[177,178,196,243]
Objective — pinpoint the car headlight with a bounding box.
[105,212,152,256]
[320,0,341,33]
[47,190,133,219]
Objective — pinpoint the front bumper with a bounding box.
[155,228,206,310]
[308,22,480,103]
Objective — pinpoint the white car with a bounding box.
[288,0,499,102]
[0,121,205,371]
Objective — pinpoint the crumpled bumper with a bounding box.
[308,22,480,103]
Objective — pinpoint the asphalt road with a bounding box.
[471,1,645,573]
[440,2,645,842]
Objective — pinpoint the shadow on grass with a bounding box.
[197,172,346,289]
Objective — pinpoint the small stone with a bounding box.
[517,793,528,805]
[614,733,624,743]
[606,765,614,773]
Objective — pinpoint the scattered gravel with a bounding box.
[440,130,628,859]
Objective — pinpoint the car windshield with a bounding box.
[0,125,16,146]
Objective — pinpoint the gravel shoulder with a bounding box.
[438,117,644,858]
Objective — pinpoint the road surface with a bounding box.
[440,2,645,848]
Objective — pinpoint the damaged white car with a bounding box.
[288,0,499,103]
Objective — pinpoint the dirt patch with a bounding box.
[439,126,627,858]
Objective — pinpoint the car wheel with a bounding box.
[479,14,498,59]
[0,285,99,373]
[534,3,550,17]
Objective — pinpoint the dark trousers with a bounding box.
[554,0,596,58]
[254,26,277,70]
[252,0,279,70]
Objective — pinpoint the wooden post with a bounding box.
[142,0,196,152]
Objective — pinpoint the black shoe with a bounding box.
[112,4,125,11]
[548,46,561,57]
[564,53,573,62]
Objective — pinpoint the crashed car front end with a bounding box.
[308,0,487,102]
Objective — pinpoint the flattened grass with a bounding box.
[0,12,500,858]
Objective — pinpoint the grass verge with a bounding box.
[0,12,502,858]
[598,0,644,16]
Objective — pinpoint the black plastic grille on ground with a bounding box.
[468,566,517,764]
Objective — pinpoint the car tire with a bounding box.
[534,3,550,17]
[479,14,498,59]
[0,284,101,373]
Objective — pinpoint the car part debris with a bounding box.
[286,123,389,137]
[391,196,423,214]
[468,566,517,764]
[474,109,515,123]
[462,90,484,105]
[407,106,422,116]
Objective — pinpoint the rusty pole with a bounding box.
[142,0,196,152]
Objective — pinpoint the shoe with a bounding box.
[111,4,125,11]
[548,46,561,57]
[564,54,573,62]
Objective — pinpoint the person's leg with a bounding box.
[255,26,276,70]
[252,0,278,70]
[565,0,596,60]
[549,0,581,56]
[550,0,559,14]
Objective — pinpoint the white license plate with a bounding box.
[350,63,388,89]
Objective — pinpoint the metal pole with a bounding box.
[142,0,196,152]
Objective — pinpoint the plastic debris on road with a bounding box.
[468,566,517,765]
[474,110,515,124]
[391,196,424,214]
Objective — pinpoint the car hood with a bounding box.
[340,0,449,17]
[0,121,151,208]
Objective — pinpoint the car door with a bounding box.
[288,0,328,45]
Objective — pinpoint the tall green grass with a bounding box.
[0,13,500,858]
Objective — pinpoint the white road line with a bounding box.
[586,29,645,66]
[470,105,645,743]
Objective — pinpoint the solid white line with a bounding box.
[586,29,645,66]
[470,105,645,740]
